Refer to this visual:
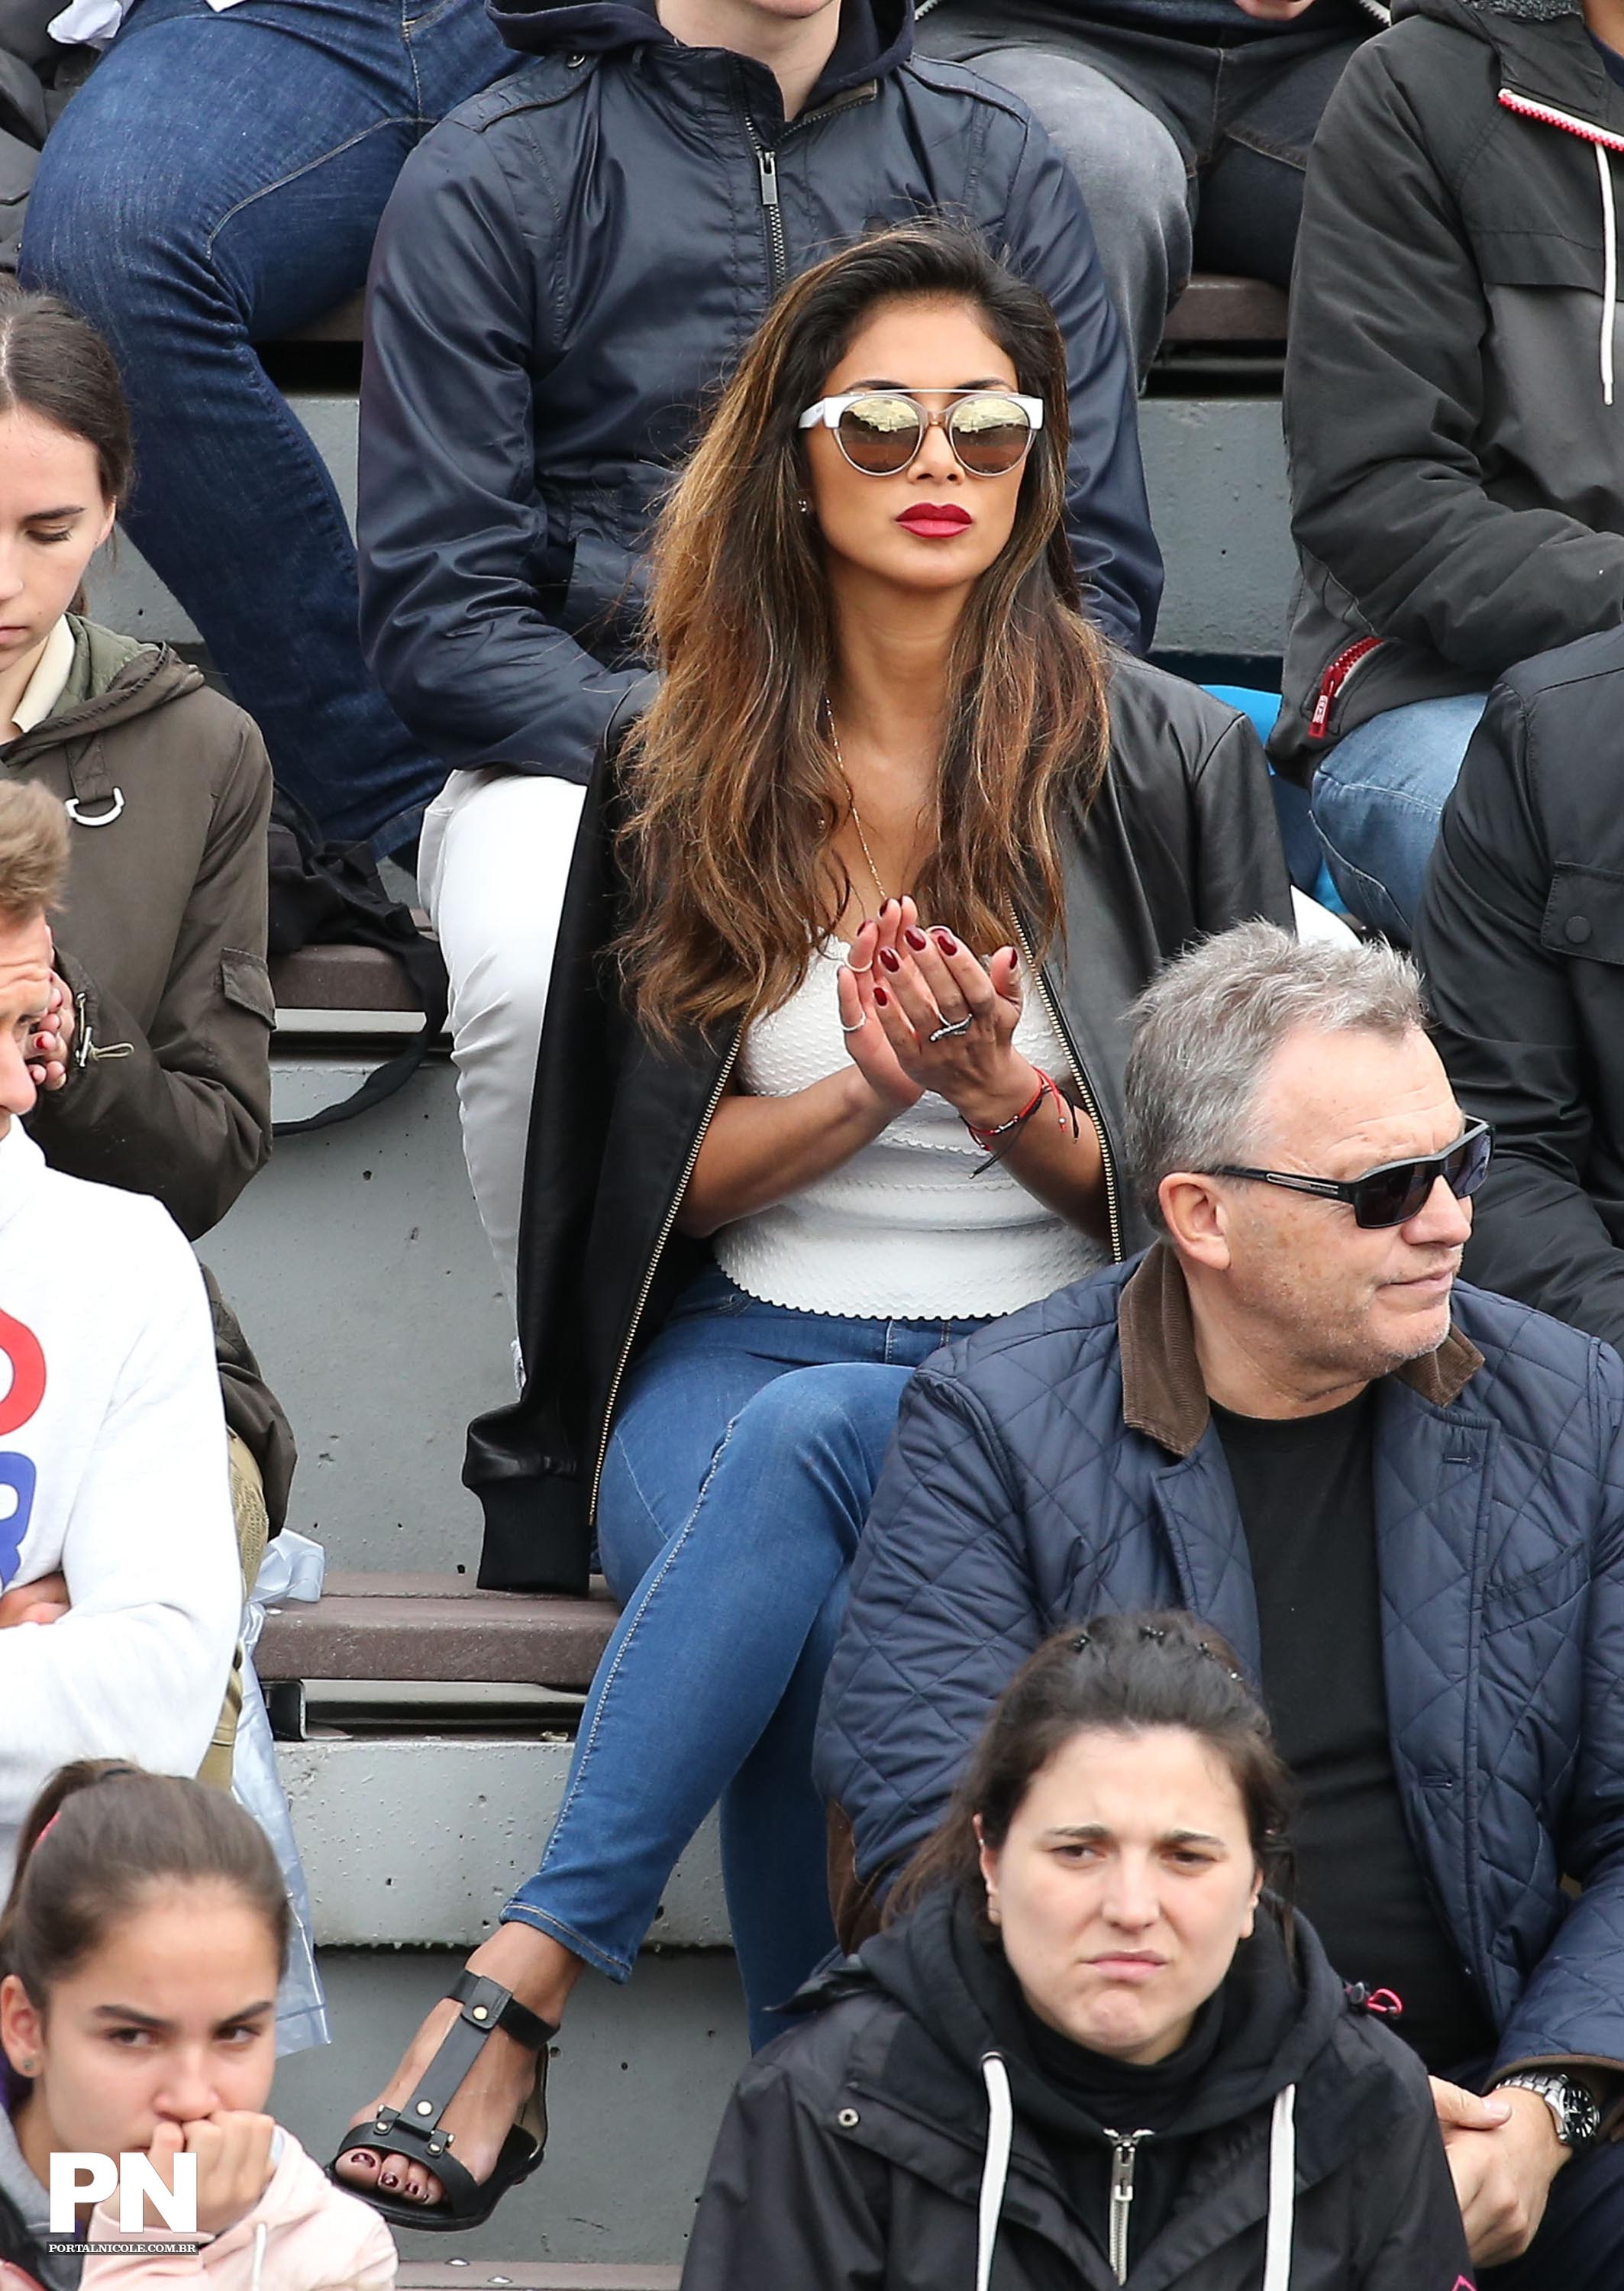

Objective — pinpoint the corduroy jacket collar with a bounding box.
[1118,1242,1485,1459]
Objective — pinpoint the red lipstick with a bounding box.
[897,502,973,538]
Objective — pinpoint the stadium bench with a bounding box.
[270,943,427,1014]
[257,1572,618,1692]
[400,2269,681,2289]
[282,272,1290,353]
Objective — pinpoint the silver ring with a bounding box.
[844,954,874,973]
[928,1013,974,1043]
[839,1015,867,1035]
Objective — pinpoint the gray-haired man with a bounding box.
[818,919,1624,2281]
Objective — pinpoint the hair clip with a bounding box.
[1070,1630,1092,1654]
[1138,1624,1167,1644]
[1195,1642,1246,1684]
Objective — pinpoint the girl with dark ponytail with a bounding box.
[684,1616,1473,2291]
[0,1763,392,2291]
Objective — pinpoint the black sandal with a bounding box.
[329,1970,557,2232]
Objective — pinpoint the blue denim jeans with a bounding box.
[21,0,513,856]
[1480,2129,1624,2289]
[1309,691,1490,942]
[503,1269,981,2050]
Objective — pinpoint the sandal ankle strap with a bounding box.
[448,1969,557,2058]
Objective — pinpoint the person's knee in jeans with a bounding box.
[1309,692,1488,942]
[419,767,588,1310]
[23,115,209,353]
[920,44,1190,376]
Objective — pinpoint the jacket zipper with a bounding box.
[1308,635,1383,741]
[741,86,875,296]
[1104,2129,1152,2284]
[751,136,789,293]
[1012,918,1124,1263]
[587,1029,743,1526]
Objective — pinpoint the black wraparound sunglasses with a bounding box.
[1211,1120,1493,1231]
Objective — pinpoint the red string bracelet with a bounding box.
[963,1067,1079,1170]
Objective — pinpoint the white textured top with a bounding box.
[715,944,1107,1320]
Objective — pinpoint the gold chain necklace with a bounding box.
[826,708,892,910]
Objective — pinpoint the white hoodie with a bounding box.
[0,1124,241,1885]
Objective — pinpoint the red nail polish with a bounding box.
[904,927,928,951]
[874,986,889,1006]
[935,931,958,955]
[880,948,901,972]
[880,897,897,916]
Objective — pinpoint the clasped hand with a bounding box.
[1430,2076,1569,2265]
[837,895,1038,1130]
[0,1569,68,1627]
[137,2115,279,2238]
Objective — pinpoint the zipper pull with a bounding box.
[757,144,779,211]
[1309,689,1332,738]
[1104,2130,1151,2285]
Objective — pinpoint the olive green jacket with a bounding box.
[6,616,292,1520]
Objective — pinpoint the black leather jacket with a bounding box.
[358,0,1160,788]
[464,658,1293,1592]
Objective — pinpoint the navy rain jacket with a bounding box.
[818,1246,1624,2084]
[357,0,1160,787]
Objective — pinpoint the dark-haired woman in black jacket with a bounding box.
[686,1617,1473,2291]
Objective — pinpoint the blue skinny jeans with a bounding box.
[502,1269,981,2050]
[21,0,513,857]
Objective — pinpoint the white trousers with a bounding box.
[418,767,589,1323]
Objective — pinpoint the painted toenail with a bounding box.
[380,2174,399,2190]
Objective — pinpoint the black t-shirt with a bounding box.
[1211,1389,1495,2073]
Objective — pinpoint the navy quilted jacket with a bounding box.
[816,1249,1624,2080]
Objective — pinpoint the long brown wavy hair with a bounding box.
[617,223,1113,1044]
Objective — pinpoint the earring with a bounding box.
[796,495,812,515]
[18,2057,35,2074]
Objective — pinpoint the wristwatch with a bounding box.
[1494,2071,1603,2150]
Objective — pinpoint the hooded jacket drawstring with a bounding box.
[976,2054,1015,2291]
[1598,140,1617,406]
[249,2220,268,2291]
[1262,2084,1297,2291]
[975,2054,1299,2289]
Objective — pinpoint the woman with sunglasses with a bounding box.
[333,221,1293,2231]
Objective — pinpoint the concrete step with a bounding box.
[205,1049,509,1575]
[276,1734,726,1951]
[81,389,1291,666]
[272,1947,745,2268]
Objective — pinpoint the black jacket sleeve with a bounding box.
[359,121,647,783]
[29,716,273,1241]
[1285,41,1624,672]
[1415,683,1624,1349]
[1352,2050,1474,2289]
[990,106,1161,656]
[682,2054,890,2291]
[1191,713,1296,938]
